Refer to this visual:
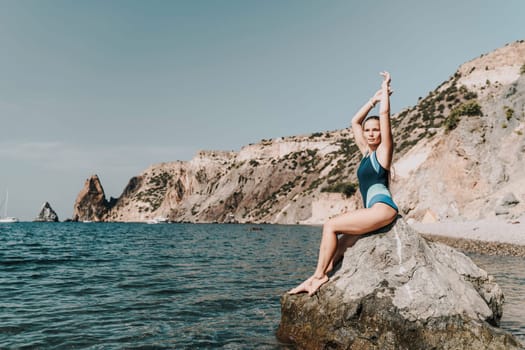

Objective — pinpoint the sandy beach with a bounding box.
[410,216,525,256]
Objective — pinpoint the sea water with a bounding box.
[0,223,523,349]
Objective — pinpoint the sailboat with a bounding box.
[0,190,19,223]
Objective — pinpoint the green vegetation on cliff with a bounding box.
[444,101,483,132]
[321,182,358,198]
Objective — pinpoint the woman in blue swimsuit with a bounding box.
[289,71,398,296]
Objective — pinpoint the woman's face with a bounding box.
[363,119,381,146]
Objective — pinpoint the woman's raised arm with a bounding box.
[376,71,394,169]
[351,90,381,155]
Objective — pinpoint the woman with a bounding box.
[289,72,398,296]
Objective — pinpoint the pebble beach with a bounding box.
[411,216,525,256]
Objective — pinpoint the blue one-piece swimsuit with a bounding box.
[356,151,398,212]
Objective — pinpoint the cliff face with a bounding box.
[83,135,363,223]
[74,40,525,223]
[391,40,525,221]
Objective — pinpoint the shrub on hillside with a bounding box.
[444,114,459,132]
[321,182,357,198]
[463,91,478,100]
[444,101,482,132]
[309,132,323,139]
[504,106,514,120]
[459,101,482,116]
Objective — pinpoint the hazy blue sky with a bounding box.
[1,0,524,220]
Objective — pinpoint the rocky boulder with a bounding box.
[277,218,523,349]
[34,201,59,222]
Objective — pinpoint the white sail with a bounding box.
[0,190,19,223]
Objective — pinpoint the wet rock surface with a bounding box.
[277,218,523,349]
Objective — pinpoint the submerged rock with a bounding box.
[277,218,523,349]
[34,202,59,222]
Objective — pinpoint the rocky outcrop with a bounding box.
[277,219,523,349]
[74,40,525,223]
[391,40,525,221]
[72,175,115,222]
[34,202,59,222]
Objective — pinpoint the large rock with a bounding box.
[277,218,523,349]
[34,201,59,222]
[72,175,115,222]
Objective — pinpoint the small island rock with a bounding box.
[277,218,522,350]
[34,202,59,222]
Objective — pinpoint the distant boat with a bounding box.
[0,217,18,223]
[147,216,169,224]
[0,190,19,223]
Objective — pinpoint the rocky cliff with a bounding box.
[75,136,364,223]
[73,40,525,223]
[392,40,525,221]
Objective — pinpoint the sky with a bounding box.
[1,0,524,221]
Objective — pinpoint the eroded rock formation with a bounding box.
[34,202,59,222]
[277,219,522,349]
[72,175,115,222]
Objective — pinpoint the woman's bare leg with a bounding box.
[325,234,361,274]
[289,203,396,296]
[288,235,357,294]
[308,204,396,295]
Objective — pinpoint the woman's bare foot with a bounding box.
[306,275,329,296]
[288,276,314,295]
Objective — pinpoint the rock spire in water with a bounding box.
[34,201,59,222]
[72,175,115,222]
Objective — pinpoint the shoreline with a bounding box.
[421,233,525,257]
[411,217,525,257]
